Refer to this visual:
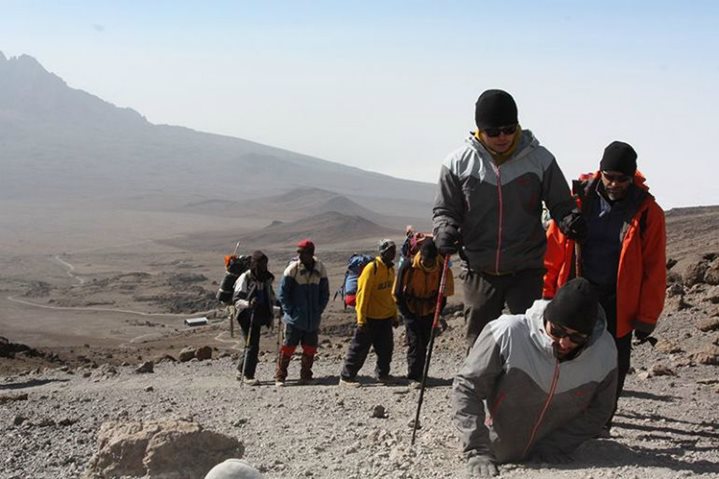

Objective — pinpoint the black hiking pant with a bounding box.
[600,291,632,429]
[404,314,434,380]
[341,318,394,380]
[463,268,543,352]
[236,310,265,379]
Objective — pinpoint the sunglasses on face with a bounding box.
[483,124,518,138]
[546,321,589,344]
[601,171,632,183]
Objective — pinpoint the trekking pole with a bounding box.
[574,240,583,278]
[275,306,284,368]
[240,308,255,387]
[411,254,451,446]
[569,185,583,280]
[229,305,235,338]
[228,242,241,338]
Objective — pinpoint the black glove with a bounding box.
[466,454,498,477]
[396,297,411,319]
[436,224,461,255]
[531,449,574,464]
[634,330,657,346]
[634,330,650,341]
[559,209,587,241]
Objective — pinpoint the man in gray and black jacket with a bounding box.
[453,278,617,477]
[433,89,585,350]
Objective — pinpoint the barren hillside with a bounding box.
[1,206,718,479]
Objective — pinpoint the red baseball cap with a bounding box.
[296,239,315,252]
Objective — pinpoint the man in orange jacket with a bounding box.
[543,141,666,436]
[394,240,454,385]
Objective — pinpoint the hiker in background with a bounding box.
[394,240,454,386]
[276,239,329,386]
[453,278,617,476]
[339,239,399,386]
[433,89,585,351]
[397,225,434,272]
[543,141,666,436]
[334,253,375,310]
[233,250,277,385]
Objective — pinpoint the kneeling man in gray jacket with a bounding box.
[453,277,617,477]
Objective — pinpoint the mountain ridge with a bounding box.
[0,51,434,216]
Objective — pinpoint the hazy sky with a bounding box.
[2,1,718,208]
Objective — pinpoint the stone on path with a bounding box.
[82,418,244,479]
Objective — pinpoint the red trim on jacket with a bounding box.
[523,360,561,457]
[542,171,667,338]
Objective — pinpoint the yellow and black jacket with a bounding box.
[355,257,397,326]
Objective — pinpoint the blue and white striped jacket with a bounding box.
[278,258,330,332]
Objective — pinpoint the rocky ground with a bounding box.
[2,271,719,478]
[2,208,719,478]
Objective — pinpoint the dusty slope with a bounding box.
[1,301,718,479]
[1,207,719,478]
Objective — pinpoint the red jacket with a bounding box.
[543,171,666,338]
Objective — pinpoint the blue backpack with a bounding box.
[334,253,375,309]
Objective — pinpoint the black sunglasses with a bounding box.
[483,125,518,138]
[546,321,589,344]
[601,171,632,183]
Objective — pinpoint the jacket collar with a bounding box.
[466,128,539,165]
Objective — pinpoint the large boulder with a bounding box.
[674,253,719,287]
[178,347,196,362]
[682,256,709,287]
[705,258,719,285]
[82,418,244,479]
[195,345,213,361]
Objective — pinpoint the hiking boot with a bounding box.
[377,375,395,385]
[236,371,259,386]
[299,353,315,385]
[275,379,286,387]
[275,353,291,385]
[339,376,360,387]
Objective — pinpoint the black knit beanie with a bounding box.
[544,278,599,335]
[474,89,518,130]
[420,239,438,260]
[599,141,637,176]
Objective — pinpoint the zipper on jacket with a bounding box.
[494,166,504,273]
[522,360,560,457]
